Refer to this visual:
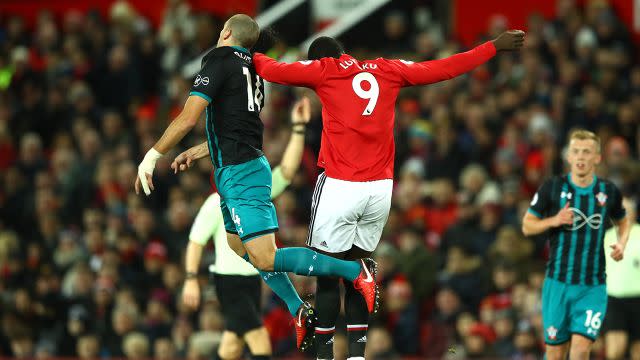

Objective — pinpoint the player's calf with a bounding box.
[570,334,594,360]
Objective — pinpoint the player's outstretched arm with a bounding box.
[271,97,311,199]
[253,53,324,88]
[135,96,208,195]
[522,202,573,236]
[279,97,311,181]
[610,211,631,262]
[171,142,209,173]
[391,30,525,87]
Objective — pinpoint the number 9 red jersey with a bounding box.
[253,41,496,181]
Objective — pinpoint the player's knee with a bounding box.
[570,342,592,360]
[227,234,246,257]
[606,347,626,360]
[248,253,274,271]
[630,341,640,360]
[244,327,272,354]
[605,334,627,359]
[218,339,243,360]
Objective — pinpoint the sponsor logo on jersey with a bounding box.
[596,192,608,206]
[566,207,602,230]
[547,326,558,340]
[194,75,209,86]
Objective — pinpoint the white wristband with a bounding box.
[137,148,163,195]
[143,148,163,164]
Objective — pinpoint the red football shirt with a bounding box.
[253,41,497,181]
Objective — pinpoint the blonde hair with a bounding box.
[568,129,601,153]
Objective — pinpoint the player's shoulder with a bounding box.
[202,46,252,66]
[543,175,562,186]
[596,177,621,192]
[537,175,564,193]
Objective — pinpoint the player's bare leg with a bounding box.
[242,234,379,314]
[546,342,570,360]
[228,232,315,350]
[218,331,245,360]
[569,334,594,360]
[227,233,247,257]
[243,327,271,358]
[630,340,640,360]
[605,331,628,359]
[242,233,278,270]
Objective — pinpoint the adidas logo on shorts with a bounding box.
[326,336,334,345]
[320,241,328,247]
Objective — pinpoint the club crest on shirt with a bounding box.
[596,192,607,206]
[547,326,558,340]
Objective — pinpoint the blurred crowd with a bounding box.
[0,0,639,359]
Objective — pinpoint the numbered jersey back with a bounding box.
[190,46,265,167]
[311,55,408,181]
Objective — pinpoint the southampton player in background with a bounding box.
[522,129,631,360]
[177,98,311,360]
[134,14,378,352]
[251,31,524,360]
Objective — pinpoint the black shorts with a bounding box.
[213,273,263,335]
[604,295,640,340]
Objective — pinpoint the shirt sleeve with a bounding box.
[384,41,497,87]
[270,166,291,199]
[609,184,626,221]
[253,52,325,88]
[528,179,553,219]
[189,57,225,103]
[189,194,223,245]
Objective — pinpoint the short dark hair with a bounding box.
[308,36,344,60]
[227,14,259,49]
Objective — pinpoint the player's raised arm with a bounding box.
[388,30,525,87]
[136,55,225,195]
[253,53,325,88]
[271,97,311,199]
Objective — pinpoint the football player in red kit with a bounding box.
[252,30,525,360]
